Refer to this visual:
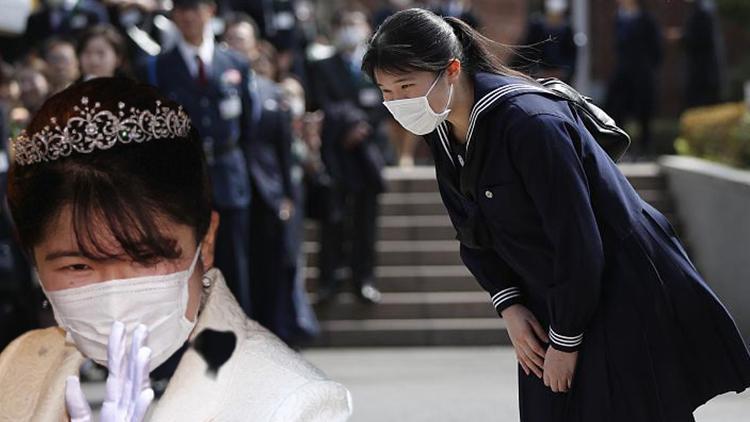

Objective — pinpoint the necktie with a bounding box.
[195,55,207,87]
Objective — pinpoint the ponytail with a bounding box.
[362,8,532,83]
[442,16,526,79]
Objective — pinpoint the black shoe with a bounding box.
[356,284,382,305]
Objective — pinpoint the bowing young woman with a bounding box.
[362,8,750,422]
[0,77,352,421]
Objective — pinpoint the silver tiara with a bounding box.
[11,96,192,166]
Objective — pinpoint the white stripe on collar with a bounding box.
[465,84,549,150]
[436,121,455,167]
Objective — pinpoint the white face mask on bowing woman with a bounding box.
[382,71,454,136]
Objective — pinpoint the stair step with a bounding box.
[382,164,666,192]
[311,318,511,347]
[304,219,456,242]
[304,265,479,293]
[311,292,495,320]
[304,240,463,266]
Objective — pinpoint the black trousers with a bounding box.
[248,193,297,344]
[318,189,379,289]
[214,206,251,316]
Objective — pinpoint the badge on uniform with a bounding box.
[219,95,242,120]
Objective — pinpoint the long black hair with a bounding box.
[362,8,532,82]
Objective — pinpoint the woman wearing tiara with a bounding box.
[0,77,352,421]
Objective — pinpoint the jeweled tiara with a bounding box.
[11,96,192,166]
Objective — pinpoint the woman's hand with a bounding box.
[66,321,154,422]
[501,304,549,378]
[543,347,578,393]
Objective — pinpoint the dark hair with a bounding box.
[42,36,76,59]
[77,24,130,76]
[7,77,212,263]
[223,11,261,38]
[362,8,531,82]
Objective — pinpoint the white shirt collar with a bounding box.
[177,26,215,78]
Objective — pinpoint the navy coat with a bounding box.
[424,72,750,421]
[309,52,388,193]
[148,46,254,210]
[246,76,293,215]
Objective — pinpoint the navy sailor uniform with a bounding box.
[423,72,750,421]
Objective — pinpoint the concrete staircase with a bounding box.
[305,164,677,347]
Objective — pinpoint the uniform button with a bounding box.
[485,190,493,199]
[202,116,212,126]
[200,98,210,107]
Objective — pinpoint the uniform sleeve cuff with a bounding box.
[549,328,583,352]
[491,287,523,316]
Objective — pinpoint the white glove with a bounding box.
[66,321,155,422]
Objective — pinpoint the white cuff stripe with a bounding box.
[491,288,521,307]
[549,329,584,347]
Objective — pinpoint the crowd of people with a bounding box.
[0,0,728,352]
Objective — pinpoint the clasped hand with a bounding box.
[501,304,578,393]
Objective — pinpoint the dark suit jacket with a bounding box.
[148,45,254,209]
[246,76,293,213]
[308,53,386,193]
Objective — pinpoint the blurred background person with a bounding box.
[223,13,318,347]
[679,0,726,109]
[78,23,131,80]
[513,0,577,83]
[0,62,21,143]
[12,59,50,132]
[41,37,80,94]
[604,0,663,160]
[308,9,386,305]
[0,59,39,352]
[146,0,255,321]
[280,77,323,346]
[219,0,306,84]
[24,0,109,58]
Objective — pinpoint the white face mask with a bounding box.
[43,244,203,372]
[383,72,454,136]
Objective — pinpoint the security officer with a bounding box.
[146,0,254,315]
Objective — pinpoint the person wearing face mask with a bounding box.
[0,77,352,421]
[363,8,750,421]
[307,9,387,305]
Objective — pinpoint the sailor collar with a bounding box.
[435,72,547,168]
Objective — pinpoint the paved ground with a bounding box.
[302,347,750,422]
[82,346,749,420]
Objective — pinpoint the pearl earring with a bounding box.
[201,274,212,289]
